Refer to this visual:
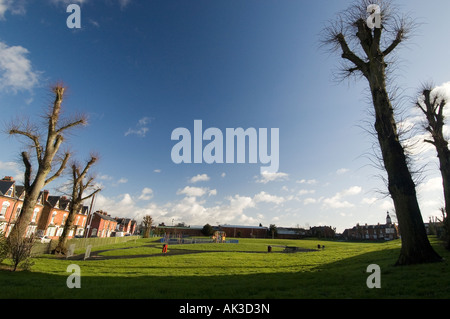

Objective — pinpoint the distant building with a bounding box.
[38,192,71,239]
[343,212,399,241]
[309,226,336,238]
[154,225,204,237]
[115,217,137,235]
[219,225,268,238]
[0,176,44,237]
[276,227,310,239]
[88,211,118,238]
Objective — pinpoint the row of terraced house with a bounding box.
[0,176,136,240]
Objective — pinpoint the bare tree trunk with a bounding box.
[369,75,441,265]
[7,85,86,241]
[54,202,81,255]
[54,156,100,255]
[322,2,441,265]
[417,88,450,249]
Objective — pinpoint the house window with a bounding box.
[0,202,10,218]
[50,212,57,224]
[25,225,36,238]
[76,216,80,225]
[15,206,22,219]
[47,227,56,237]
[31,208,39,222]
[62,214,67,225]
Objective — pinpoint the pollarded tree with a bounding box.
[54,155,101,255]
[7,85,86,242]
[416,85,450,249]
[142,215,153,238]
[321,0,441,265]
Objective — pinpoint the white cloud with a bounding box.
[0,41,39,93]
[125,116,151,137]
[256,171,289,184]
[336,168,349,175]
[124,127,149,137]
[177,186,216,198]
[49,0,131,9]
[402,81,450,160]
[340,186,362,197]
[0,161,23,182]
[379,200,394,211]
[298,189,315,196]
[0,0,26,20]
[98,174,113,181]
[117,178,128,184]
[303,198,317,205]
[138,187,153,200]
[296,179,318,185]
[253,191,285,205]
[189,174,210,183]
[118,0,131,9]
[49,0,88,5]
[361,197,378,205]
[89,187,281,227]
[418,176,443,194]
[322,186,362,209]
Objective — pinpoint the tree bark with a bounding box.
[366,47,441,265]
[325,12,442,265]
[8,85,85,241]
[54,202,81,255]
[418,89,450,249]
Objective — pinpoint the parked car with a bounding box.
[37,235,51,243]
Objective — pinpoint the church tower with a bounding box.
[386,212,392,225]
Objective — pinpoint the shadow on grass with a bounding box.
[1,240,449,299]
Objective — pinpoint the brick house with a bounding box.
[276,227,310,239]
[343,212,399,241]
[115,218,137,235]
[38,192,72,239]
[154,225,204,237]
[219,225,268,238]
[309,226,336,238]
[72,206,89,237]
[88,211,118,238]
[0,176,44,238]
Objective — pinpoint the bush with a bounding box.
[7,232,36,271]
[0,231,8,264]
[201,224,214,236]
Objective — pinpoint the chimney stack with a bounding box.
[43,190,50,202]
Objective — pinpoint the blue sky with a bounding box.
[0,0,449,232]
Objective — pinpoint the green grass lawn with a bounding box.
[1,236,449,299]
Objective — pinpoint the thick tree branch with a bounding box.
[382,29,404,56]
[78,157,98,183]
[81,188,101,202]
[9,129,43,163]
[57,118,86,135]
[45,152,70,185]
[336,33,366,72]
[21,151,32,190]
